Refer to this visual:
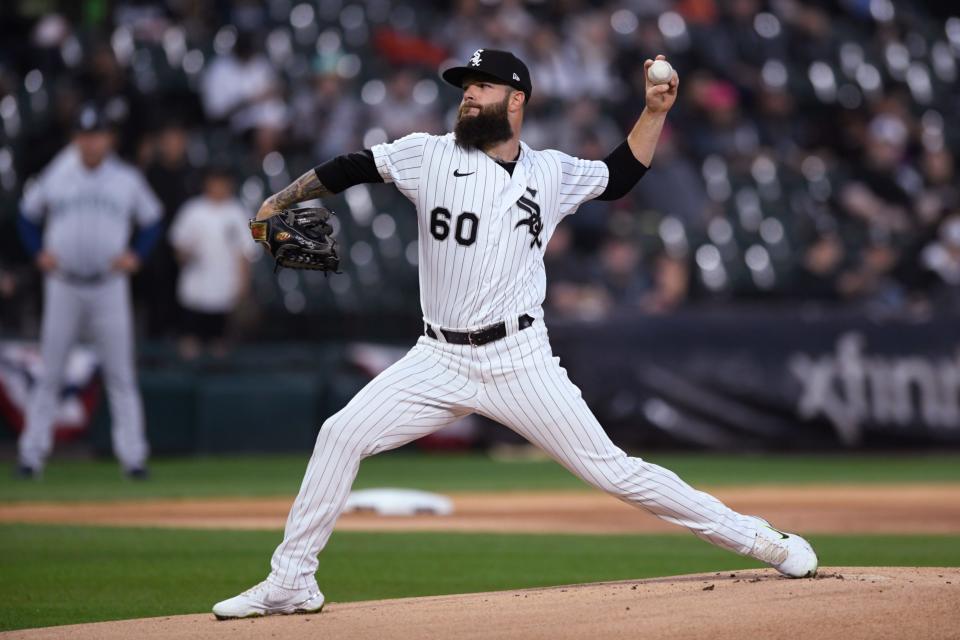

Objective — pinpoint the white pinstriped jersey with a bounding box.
[20,145,162,277]
[371,132,609,330]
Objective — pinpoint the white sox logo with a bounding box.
[515,187,543,248]
[470,49,483,67]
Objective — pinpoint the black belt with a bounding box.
[56,271,110,285]
[425,314,535,347]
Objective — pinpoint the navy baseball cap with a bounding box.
[73,103,112,133]
[442,49,532,103]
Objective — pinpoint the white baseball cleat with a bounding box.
[212,580,325,620]
[747,516,819,578]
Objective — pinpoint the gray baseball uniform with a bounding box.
[18,144,162,472]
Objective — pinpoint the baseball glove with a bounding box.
[249,206,340,272]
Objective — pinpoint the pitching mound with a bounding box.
[7,567,958,640]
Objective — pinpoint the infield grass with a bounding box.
[1,452,959,502]
[1,524,958,632]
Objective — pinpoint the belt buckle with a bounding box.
[468,324,492,347]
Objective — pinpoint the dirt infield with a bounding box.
[2,484,959,534]
[5,567,958,640]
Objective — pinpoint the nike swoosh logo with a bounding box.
[453,169,475,177]
[765,525,789,540]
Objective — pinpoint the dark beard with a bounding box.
[454,95,513,151]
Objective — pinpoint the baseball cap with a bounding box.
[73,103,112,133]
[442,49,532,103]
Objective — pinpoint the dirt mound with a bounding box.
[6,568,958,640]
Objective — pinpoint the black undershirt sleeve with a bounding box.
[596,140,649,201]
[313,149,384,194]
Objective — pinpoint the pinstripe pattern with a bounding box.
[269,333,758,590]
[265,134,762,590]
[477,324,756,554]
[270,338,480,588]
[371,133,607,330]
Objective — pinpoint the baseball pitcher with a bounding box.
[213,50,817,619]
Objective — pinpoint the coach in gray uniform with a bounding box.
[16,104,163,479]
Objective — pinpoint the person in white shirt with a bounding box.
[200,32,287,157]
[169,167,255,359]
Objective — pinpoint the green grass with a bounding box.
[1,452,959,503]
[0,524,958,632]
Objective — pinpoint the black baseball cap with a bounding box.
[442,48,532,103]
[73,103,112,133]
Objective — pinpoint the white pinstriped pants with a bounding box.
[269,321,759,589]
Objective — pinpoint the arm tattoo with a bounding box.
[269,169,331,208]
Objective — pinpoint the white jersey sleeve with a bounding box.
[19,149,74,222]
[130,171,163,226]
[20,175,49,222]
[548,150,610,219]
[168,199,198,252]
[369,132,430,201]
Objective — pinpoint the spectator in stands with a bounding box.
[441,0,489,61]
[525,25,580,101]
[894,147,957,304]
[796,231,847,301]
[289,56,363,160]
[755,84,807,156]
[200,31,286,158]
[77,43,144,159]
[140,121,202,338]
[597,230,653,311]
[918,147,958,224]
[556,96,622,159]
[686,74,759,160]
[544,223,607,321]
[370,68,442,141]
[169,167,256,359]
[921,214,960,311]
[632,125,711,231]
[567,10,616,99]
[640,252,690,315]
[836,239,904,309]
[144,121,201,222]
[841,112,914,229]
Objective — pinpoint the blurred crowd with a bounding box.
[1,0,959,343]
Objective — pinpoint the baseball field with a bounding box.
[1,452,959,639]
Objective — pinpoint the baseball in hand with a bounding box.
[648,59,674,85]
